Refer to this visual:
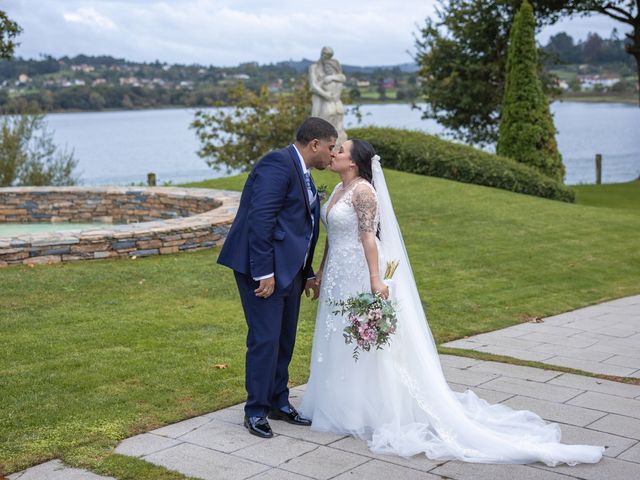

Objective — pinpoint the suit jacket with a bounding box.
[217,144,321,290]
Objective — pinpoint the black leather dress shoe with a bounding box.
[244,415,273,438]
[268,404,312,426]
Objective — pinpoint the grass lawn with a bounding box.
[2,171,639,477]
[573,180,640,213]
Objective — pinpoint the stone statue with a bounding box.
[309,46,347,145]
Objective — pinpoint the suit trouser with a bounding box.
[234,270,304,417]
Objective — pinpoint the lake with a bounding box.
[46,102,640,186]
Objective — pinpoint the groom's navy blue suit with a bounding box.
[218,144,320,417]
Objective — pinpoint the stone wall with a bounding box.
[0,187,222,223]
[0,187,240,267]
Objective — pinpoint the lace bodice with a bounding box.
[318,179,381,338]
[321,179,379,250]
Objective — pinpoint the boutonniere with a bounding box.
[317,184,328,203]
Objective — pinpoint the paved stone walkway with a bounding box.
[11,354,640,480]
[443,295,640,378]
[7,460,114,479]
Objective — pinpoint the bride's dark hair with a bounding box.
[350,139,376,187]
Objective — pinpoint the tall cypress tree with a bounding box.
[497,0,564,182]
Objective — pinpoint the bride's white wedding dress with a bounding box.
[299,157,604,466]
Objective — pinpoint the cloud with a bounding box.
[3,0,624,66]
[63,6,117,31]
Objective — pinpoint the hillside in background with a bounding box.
[0,53,420,112]
[0,30,635,112]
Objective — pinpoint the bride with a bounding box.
[298,139,604,466]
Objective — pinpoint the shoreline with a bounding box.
[557,95,638,105]
[38,97,637,116]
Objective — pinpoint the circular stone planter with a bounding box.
[0,186,240,267]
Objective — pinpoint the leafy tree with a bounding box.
[0,109,78,186]
[0,12,77,187]
[191,80,311,172]
[565,1,639,103]
[544,32,579,63]
[415,0,639,146]
[377,79,387,100]
[0,10,21,60]
[497,0,564,181]
[415,1,543,145]
[568,76,581,92]
[583,32,606,64]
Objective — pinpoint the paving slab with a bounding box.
[431,461,576,480]
[602,354,640,370]
[177,419,264,453]
[278,445,369,480]
[142,442,269,480]
[113,432,182,457]
[440,365,500,386]
[327,435,444,472]
[7,460,115,480]
[478,377,583,403]
[438,354,483,369]
[448,382,516,404]
[501,396,607,427]
[567,391,640,420]
[474,344,558,362]
[467,360,563,382]
[231,435,319,467]
[271,418,349,445]
[529,344,615,362]
[585,414,640,440]
[542,356,637,377]
[553,424,637,458]
[547,373,640,399]
[150,414,214,438]
[332,459,441,480]
[443,295,640,379]
[248,469,315,480]
[534,456,640,479]
[618,443,640,463]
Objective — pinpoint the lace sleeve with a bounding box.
[352,183,378,234]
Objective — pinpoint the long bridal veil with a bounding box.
[368,155,603,466]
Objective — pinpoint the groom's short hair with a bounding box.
[296,117,338,146]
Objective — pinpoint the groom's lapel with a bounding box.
[287,144,312,215]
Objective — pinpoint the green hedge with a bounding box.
[348,127,575,203]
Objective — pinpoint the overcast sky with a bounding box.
[5,0,622,67]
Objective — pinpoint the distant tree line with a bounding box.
[0,84,232,113]
[544,31,635,66]
[0,53,419,112]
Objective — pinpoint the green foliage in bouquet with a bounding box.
[332,292,398,361]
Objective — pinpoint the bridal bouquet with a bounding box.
[332,260,400,361]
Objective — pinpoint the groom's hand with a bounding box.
[255,277,276,298]
[305,278,320,300]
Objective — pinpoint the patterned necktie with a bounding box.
[304,171,317,205]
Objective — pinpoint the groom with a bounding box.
[217,117,338,438]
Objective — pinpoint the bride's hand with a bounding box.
[371,277,389,300]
